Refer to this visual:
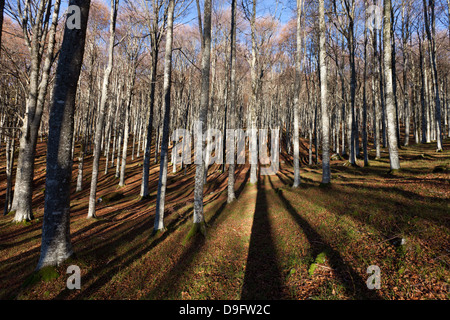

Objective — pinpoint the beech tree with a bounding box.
[153,0,175,233]
[8,0,63,222]
[319,0,330,184]
[292,0,303,187]
[227,0,237,202]
[87,0,119,219]
[37,0,91,269]
[383,0,401,170]
[192,0,212,235]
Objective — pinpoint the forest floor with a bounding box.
[0,138,449,300]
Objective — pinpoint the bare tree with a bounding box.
[319,0,330,183]
[191,0,212,235]
[9,0,62,222]
[423,0,443,151]
[383,0,401,170]
[227,0,237,202]
[292,0,303,187]
[37,0,91,269]
[87,0,119,219]
[153,0,175,233]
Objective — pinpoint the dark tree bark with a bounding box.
[37,0,91,269]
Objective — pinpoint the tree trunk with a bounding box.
[423,0,443,151]
[292,0,303,187]
[383,0,401,170]
[12,0,62,222]
[37,0,91,270]
[153,0,175,232]
[227,0,237,203]
[192,0,212,232]
[87,0,119,218]
[319,0,330,183]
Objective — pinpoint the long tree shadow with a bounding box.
[272,180,382,299]
[241,175,286,300]
[54,165,252,299]
[144,181,251,299]
[53,206,191,300]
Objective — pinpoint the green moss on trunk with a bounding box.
[22,266,60,288]
[183,221,207,245]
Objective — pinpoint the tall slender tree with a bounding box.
[383,0,401,170]
[292,0,303,187]
[423,0,443,151]
[87,0,119,219]
[192,0,212,235]
[153,0,175,233]
[227,0,237,203]
[11,0,62,222]
[319,0,330,183]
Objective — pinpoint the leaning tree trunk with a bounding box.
[383,0,401,170]
[37,0,91,270]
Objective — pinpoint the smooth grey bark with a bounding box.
[37,0,91,270]
[140,15,161,197]
[419,33,427,144]
[249,0,258,184]
[87,0,119,218]
[372,28,381,159]
[3,123,14,215]
[153,0,175,232]
[292,0,303,187]
[390,6,401,147]
[362,3,369,167]
[319,0,330,184]
[12,0,62,222]
[192,0,212,229]
[227,0,237,203]
[383,0,401,170]
[119,62,138,187]
[401,2,410,146]
[378,29,387,147]
[423,0,443,151]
